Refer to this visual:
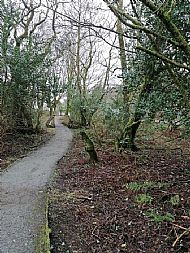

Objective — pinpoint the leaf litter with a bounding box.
[48,132,190,253]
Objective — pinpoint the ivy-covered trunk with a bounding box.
[120,78,153,151]
[80,131,98,162]
[80,106,87,127]
[127,115,141,151]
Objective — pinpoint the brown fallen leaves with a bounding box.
[48,134,190,253]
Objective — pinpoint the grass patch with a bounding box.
[135,193,153,205]
[126,181,167,192]
[170,194,180,206]
[145,209,175,223]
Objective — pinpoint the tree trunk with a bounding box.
[36,108,43,132]
[80,107,87,127]
[116,0,129,124]
[80,131,98,162]
[13,100,34,134]
[46,108,55,128]
[65,95,70,116]
[127,116,141,151]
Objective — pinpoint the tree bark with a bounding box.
[46,108,55,128]
[80,131,98,162]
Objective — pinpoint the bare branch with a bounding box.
[29,9,49,35]
[137,44,190,70]
[52,3,59,37]
[103,0,181,48]
[21,0,30,10]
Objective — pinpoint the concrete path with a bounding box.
[0,118,73,253]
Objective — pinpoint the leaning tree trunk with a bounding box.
[46,107,55,128]
[80,130,98,162]
[118,115,141,152]
[80,107,87,127]
[127,115,141,151]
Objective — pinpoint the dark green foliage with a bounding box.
[0,1,61,134]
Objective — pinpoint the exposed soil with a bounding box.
[0,130,54,172]
[48,130,190,253]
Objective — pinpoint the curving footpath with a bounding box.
[0,118,73,253]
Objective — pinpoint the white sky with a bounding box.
[3,0,122,88]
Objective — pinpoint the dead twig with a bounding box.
[172,224,188,230]
[172,226,190,248]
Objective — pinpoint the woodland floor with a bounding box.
[48,127,190,253]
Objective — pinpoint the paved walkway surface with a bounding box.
[0,118,73,253]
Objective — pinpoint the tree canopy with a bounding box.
[1,0,190,147]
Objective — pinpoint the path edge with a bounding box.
[34,194,51,253]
